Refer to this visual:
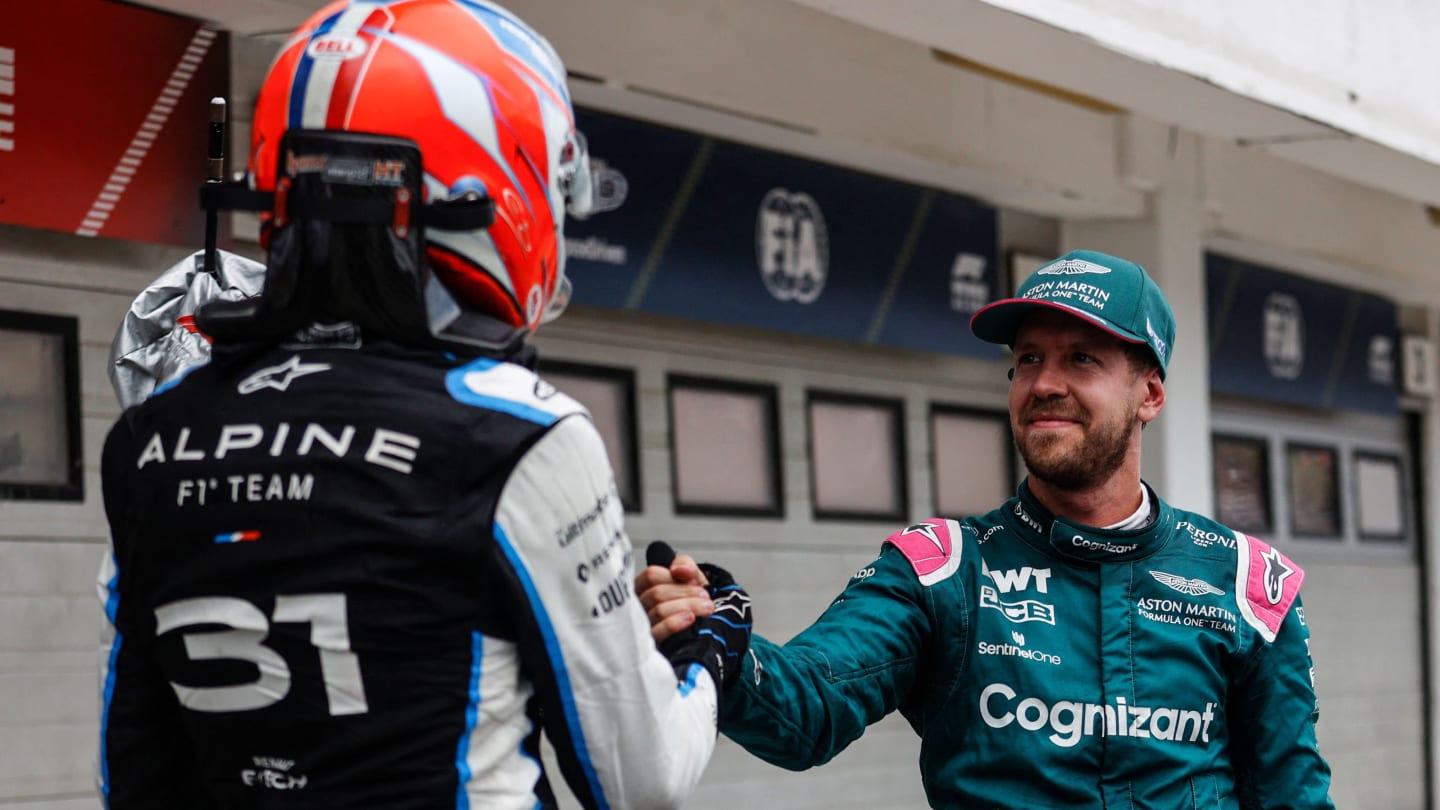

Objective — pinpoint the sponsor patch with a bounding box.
[1037,258,1112,276]
[980,586,1056,625]
[1234,533,1305,643]
[238,356,331,394]
[979,683,1215,749]
[1150,570,1223,597]
[884,519,962,586]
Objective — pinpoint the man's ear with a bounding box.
[1137,372,1165,424]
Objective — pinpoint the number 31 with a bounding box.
[154,593,369,716]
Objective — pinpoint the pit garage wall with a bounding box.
[4,5,1440,810]
[0,227,192,809]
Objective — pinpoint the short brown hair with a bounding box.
[1123,343,1162,379]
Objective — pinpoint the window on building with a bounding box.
[542,361,641,512]
[807,391,906,521]
[0,310,82,501]
[1212,433,1272,534]
[668,375,782,516]
[1286,442,1342,539]
[931,405,1012,517]
[1354,451,1405,542]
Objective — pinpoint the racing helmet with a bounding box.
[249,0,592,331]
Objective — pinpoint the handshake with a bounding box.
[636,541,753,691]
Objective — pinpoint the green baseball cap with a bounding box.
[969,249,1175,379]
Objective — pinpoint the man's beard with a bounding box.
[1015,401,1138,491]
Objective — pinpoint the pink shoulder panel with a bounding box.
[1235,533,1305,643]
[883,519,963,586]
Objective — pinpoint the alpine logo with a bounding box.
[1037,258,1112,276]
[1150,571,1223,597]
[238,356,332,394]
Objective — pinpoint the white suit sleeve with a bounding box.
[493,413,718,809]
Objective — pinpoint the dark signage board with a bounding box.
[566,109,1002,359]
[1206,253,1398,415]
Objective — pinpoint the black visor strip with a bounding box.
[199,182,495,231]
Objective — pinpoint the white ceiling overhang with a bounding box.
[786,0,1440,209]
[131,0,1440,209]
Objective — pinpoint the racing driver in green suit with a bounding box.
[637,250,1334,809]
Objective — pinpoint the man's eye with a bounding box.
[1073,353,1096,365]
[1016,353,1041,365]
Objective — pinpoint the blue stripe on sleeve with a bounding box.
[454,631,484,810]
[677,662,705,698]
[98,556,122,804]
[492,523,608,810]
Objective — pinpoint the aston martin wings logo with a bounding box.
[238,356,332,394]
[901,522,945,554]
[1150,570,1224,597]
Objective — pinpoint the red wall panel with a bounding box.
[0,0,230,246]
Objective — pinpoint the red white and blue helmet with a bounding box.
[250,0,591,331]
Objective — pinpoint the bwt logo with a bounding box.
[1262,292,1304,380]
[756,188,828,304]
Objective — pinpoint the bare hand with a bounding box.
[635,553,712,644]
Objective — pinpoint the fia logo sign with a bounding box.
[756,188,827,304]
[1263,292,1304,380]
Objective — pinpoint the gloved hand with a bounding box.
[646,541,753,691]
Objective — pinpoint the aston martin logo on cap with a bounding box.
[1037,258,1113,276]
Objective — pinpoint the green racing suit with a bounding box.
[721,481,1334,809]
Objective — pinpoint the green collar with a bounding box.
[1004,479,1172,563]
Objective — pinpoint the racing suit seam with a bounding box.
[738,678,844,769]
[937,570,969,709]
[1128,563,1137,700]
[822,657,917,682]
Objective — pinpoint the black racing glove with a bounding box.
[646,541,753,691]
